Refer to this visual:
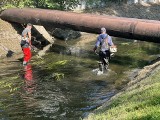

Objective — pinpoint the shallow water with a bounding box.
[0,33,160,120]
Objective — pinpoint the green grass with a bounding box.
[86,67,160,120]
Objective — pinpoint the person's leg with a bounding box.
[106,50,111,60]
[99,51,105,72]
[27,48,31,62]
[23,47,31,65]
[104,50,110,70]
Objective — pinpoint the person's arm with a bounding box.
[108,36,114,46]
[93,36,100,52]
[27,31,32,46]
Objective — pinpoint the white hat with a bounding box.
[101,27,106,32]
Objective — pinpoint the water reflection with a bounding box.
[23,64,36,94]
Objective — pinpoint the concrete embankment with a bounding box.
[0,19,22,58]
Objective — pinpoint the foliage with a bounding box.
[47,60,68,70]
[52,72,65,81]
[85,0,128,9]
[0,0,80,10]
[0,0,130,11]
[50,0,79,10]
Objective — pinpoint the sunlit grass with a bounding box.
[86,68,160,120]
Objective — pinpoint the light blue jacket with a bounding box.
[95,34,113,51]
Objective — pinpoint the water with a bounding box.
[0,33,160,120]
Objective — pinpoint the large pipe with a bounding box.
[0,8,160,43]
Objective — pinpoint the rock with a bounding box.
[52,28,81,40]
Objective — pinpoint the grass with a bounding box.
[85,66,160,120]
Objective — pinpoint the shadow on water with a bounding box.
[141,43,160,55]
[111,55,149,68]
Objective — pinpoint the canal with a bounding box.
[0,33,159,120]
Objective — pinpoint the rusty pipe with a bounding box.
[0,8,160,43]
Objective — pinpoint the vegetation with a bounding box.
[0,0,130,11]
[0,0,79,10]
[86,66,160,120]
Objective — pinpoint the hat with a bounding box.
[101,27,106,33]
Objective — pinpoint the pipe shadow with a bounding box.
[110,55,149,68]
[140,44,160,55]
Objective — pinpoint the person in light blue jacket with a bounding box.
[93,27,114,72]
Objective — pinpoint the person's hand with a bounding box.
[93,48,99,55]
[31,45,35,50]
[111,45,116,48]
[93,47,97,52]
[28,45,33,50]
[29,46,31,50]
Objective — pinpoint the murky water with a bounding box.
[0,33,160,120]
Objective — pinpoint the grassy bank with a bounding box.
[85,62,160,120]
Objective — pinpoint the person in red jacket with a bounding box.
[20,23,32,66]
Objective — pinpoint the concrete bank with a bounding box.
[0,19,22,58]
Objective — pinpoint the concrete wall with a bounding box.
[0,19,22,57]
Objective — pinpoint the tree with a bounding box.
[0,0,80,10]
[51,0,79,10]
